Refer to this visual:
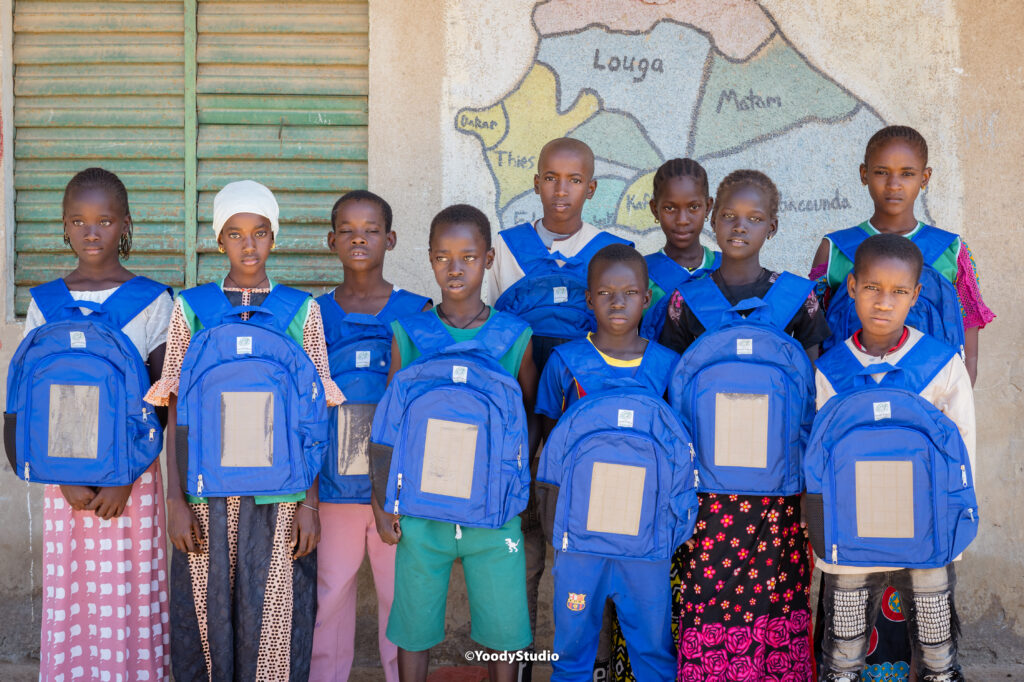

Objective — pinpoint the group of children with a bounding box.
[5,124,993,682]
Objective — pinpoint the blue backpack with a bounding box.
[640,250,720,341]
[805,335,978,568]
[823,225,965,353]
[316,289,429,503]
[175,283,328,497]
[5,276,169,485]
[370,311,529,528]
[668,273,816,496]
[493,223,632,339]
[538,342,698,560]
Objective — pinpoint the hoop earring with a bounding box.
[217,244,226,254]
[271,242,277,251]
[118,232,132,260]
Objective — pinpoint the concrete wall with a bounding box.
[0,0,1021,668]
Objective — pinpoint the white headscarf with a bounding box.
[212,180,280,238]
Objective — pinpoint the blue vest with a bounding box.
[316,289,430,503]
[538,341,698,560]
[371,311,529,528]
[640,250,720,341]
[824,225,965,353]
[668,273,816,496]
[175,283,328,497]
[805,334,978,568]
[493,223,632,339]
[5,277,169,485]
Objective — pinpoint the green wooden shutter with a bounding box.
[195,0,368,289]
[11,1,368,313]
[12,0,187,314]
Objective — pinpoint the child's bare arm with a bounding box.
[811,238,830,272]
[964,327,979,386]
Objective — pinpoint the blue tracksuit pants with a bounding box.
[551,551,674,681]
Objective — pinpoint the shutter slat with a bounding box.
[13,0,186,313]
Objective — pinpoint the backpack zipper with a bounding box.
[197,475,204,496]
[961,465,968,487]
[311,382,319,401]
[562,531,568,551]
[393,473,403,514]
[517,444,522,470]
[149,428,156,442]
[832,543,838,563]
[24,462,30,482]
[693,469,700,488]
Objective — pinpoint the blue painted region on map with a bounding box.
[537,21,710,159]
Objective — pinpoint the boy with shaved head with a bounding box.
[488,137,632,681]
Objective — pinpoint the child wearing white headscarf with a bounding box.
[146,180,344,681]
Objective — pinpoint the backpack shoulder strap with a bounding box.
[912,225,959,265]
[893,333,959,394]
[678,276,731,332]
[633,342,678,396]
[179,283,233,330]
[29,278,77,323]
[708,250,723,271]
[381,289,431,323]
[555,341,614,395]
[570,229,633,265]
[397,311,455,356]
[827,225,870,262]
[261,285,311,332]
[98,276,172,329]
[473,311,529,360]
[500,224,551,272]
[815,342,864,395]
[646,252,686,293]
[762,272,815,330]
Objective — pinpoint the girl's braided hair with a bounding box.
[711,169,780,222]
[864,125,928,165]
[651,157,709,202]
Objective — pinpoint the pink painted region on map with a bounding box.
[533,0,775,60]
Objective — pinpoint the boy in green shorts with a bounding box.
[370,204,539,682]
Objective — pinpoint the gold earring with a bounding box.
[271,242,277,251]
[217,244,225,254]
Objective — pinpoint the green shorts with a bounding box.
[387,515,532,652]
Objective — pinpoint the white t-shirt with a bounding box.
[485,221,605,305]
[25,285,174,360]
[813,326,976,574]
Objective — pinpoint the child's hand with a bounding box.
[60,484,97,511]
[167,497,204,554]
[375,511,402,545]
[87,484,133,520]
[292,504,321,559]
[685,538,696,551]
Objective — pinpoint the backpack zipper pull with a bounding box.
[968,508,975,522]
[24,462,30,481]
[688,442,695,461]
[961,465,968,487]
[311,382,319,401]
[562,532,568,551]
[693,470,700,488]
[149,428,156,442]
[517,445,522,470]
[455,524,462,540]
[142,407,149,419]
[197,475,204,496]
[393,473,403,514]
[832,544,838,563]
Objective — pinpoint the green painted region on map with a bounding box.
[691,34,859,159]
[583,176,628,227]
[570,111,663,172]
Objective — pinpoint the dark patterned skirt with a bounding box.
[170,497,317,681]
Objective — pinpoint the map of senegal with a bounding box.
[455,0,929,251]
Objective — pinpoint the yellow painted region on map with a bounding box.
[485,63,599,209]
[615,171,658,233]
[455,101,507,149]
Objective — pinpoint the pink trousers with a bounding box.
[310,502,398,682]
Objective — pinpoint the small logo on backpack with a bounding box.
[566,592,586,611]
[236,336,253,355]
[69,331,86,349]
[873,401,892,421]
[355,350,371,368]
[453,365,468,383]
[736,338,753,355]
[553,286,568,303]
[617,409,634,428]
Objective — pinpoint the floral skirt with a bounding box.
[676,493,814,681]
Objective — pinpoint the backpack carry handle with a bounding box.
[854,362,903,387]
[61,299,104,314]
[219,305,284,329]
[724,296,768,323]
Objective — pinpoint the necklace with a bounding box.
[437,303,488,329]
[224,273,269,290]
